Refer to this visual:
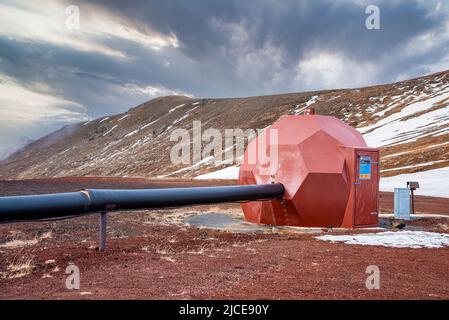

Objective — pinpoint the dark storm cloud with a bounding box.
[72,0,449,96]
[88,0,447,65]
[0,0,448,149]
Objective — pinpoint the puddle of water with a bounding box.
[185,213,385,235]
[184,213,269,233]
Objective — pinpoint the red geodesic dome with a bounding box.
[239,115,379,228]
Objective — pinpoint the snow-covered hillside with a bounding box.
[191,72,449,197]
[184,72,449,197]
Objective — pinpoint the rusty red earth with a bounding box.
[0,178,448,300]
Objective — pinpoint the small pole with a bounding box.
[410,189,415,215]
[99,211,107,252]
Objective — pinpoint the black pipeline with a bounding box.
[0,183,284,223]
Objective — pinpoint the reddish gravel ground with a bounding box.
[0,177,448,300]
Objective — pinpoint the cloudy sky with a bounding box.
[0,0,448,157]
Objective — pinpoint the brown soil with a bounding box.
[1,177,448,300]
[380,191,449,215]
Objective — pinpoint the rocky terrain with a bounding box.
[0,70,448,196]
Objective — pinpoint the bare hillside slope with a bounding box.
[0,70,448,196]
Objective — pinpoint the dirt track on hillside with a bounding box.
[0,177,448,299]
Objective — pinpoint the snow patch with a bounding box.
[141,118,160,130]
[158,156,216,178]
[359,90,449,147]
[195,166,240,180]
[124,128,139,138]
[317,231,449,249]
[172,114,189,125]
[306,95,319,107]
[103,125,118,136]
[117,114,129,121]
[380,166,449,197]
[169,103,186,113]
[129,139,143,149]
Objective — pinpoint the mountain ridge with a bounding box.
[0,70,448,197]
